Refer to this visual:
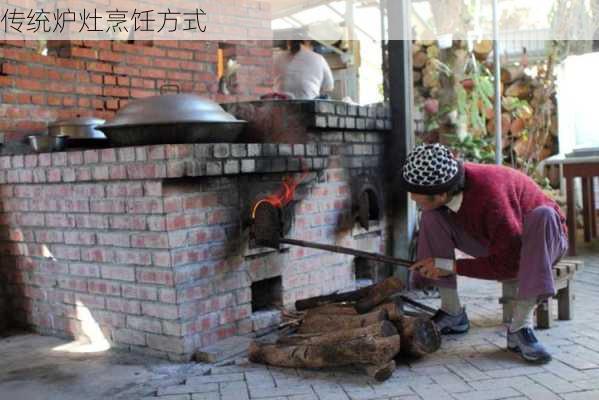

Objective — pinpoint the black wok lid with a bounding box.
[101,94,245,128]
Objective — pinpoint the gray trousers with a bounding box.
[412,205,568,300]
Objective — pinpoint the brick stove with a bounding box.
[0,279,7,334]
[0,100,393,360]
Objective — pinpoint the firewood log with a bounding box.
[354,277,404,314]
[369,296,403,321]
[505,80,531,99]
[277,320,397,346]
[487,113,512,136]
[393,315,441,358]
[473,40,493,61]
[361,360,396,382]
[413,51,428,69]
[308,303,358,315]
[248,335,401,368]
[422,65,440,89]
[501,65,525,84]
[531,86,545,102]
[510,117,526,137]
[413,70,422,84]
[513,138,530,159]
[295,286,370,311]
[295,277,404,312]
[299,309,387,334]
[540,146,553,160]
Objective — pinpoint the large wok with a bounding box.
[98,91,246,146]
[49,116,108,148]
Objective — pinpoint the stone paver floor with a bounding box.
[2,242,599,400]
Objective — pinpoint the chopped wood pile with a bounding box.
[413,39,558,165]
[248,278,442,382]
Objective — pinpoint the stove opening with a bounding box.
[362,188,380,221]
[352,174,382,231]
[251,276,282,312]
[355,257,373,281]
[355,257,389,287]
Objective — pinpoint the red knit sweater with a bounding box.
[454,163,567,280]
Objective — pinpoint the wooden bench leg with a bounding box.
[583,177,593,242]
[536,299,553,329]
[591,178,597,238]
[557,281,575,320]
[566,176,577,256]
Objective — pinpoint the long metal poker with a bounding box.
[279,238,413,268]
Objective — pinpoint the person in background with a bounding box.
[401,143,568,364]
[273,40,334,100]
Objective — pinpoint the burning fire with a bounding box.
[251,172,307,219]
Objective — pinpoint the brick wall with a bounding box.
[0,100,393,360]
[0,39,273,144]
[223,100,391,144]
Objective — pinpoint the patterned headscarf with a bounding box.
[399,143,464,195]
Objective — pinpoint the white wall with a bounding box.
[557,52,599,154]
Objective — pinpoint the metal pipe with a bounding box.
[399,295,437,315]
[493,0,502,165]
[386,0,417,287]
[280,238,413,268]
[276,237,437,316]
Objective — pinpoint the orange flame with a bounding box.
[251,165,308,219]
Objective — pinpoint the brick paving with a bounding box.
[2,244,599,399]
[146,245,599,400]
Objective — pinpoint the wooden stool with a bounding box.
[499,258,584,329]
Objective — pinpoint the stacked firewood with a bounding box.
[248,278,442,382]
[413,39,558,162]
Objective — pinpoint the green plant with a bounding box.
[444,133,496,163]
[455,56,494,136]
[420,59,453,133]
[424,53,495,163]
[419,54,494,140]
[423,104,452,133]
[503,97,532,119]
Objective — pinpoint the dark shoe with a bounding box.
[507,327,552,364]
[431,308,470,334]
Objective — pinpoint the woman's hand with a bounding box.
[410,257,455,280]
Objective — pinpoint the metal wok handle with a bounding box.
[160,84,181,95]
